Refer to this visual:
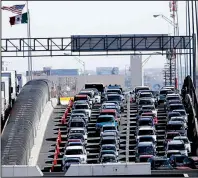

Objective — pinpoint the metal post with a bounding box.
[126,93,130,162]
[193,34,197,88]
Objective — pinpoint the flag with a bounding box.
[1,4,25,15]
[9,12,28,26]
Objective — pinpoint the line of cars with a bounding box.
[131,85,198,170]
[61,83,125,170]
[94,84,125,163]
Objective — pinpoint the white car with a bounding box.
[69,128,87,143]
[73,103,92,118]
[63,146,87,164]
[136,126,157,142]
[173,136,191,153]
[165,140,188,156]
[140,105,157,116]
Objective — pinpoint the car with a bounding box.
[101,154,119,163]
[137,117,155,128]
[137,136,156,146]
[165,100,182,111]
[107,94,124,112]
[69,113,89,123]
[173,136,191,153]
[140,112,158,124]
[67,119,86,132]
[106,88,122,95]
[73,103,92,118]
[99,109,121,125]
[62,157,82,172]
[100,125,119,137]
[103,101,121,110]
[166,121,187,136]
[96,115,118,130]
[74,95,91,106]
[100,136,119,147]
[138,98,155,110]
[164,131,181,145]
[69,128,87,142]
[67,133,86,145]
[162,86,175,92]
[168,154,189,168]
[148,156,173,170]
[101,103,120,113]
[182,156,198,169]
[136,126,156,142]
[165,140,188,156]
[135,142,156,162]
[81,88,101,103]
[99,150,118,162]
[167,104,185,112]
[66,141,84,147]
[169,116,187,128]
[133,86,150,101]
[68,116,88,127]
[71,109,90,119]
[137,92,155,105]
[167,112,182,121]
[78,90,95,105]
[72,100,90,108]
[63,146,87,163]
[139,105,157,116]
[157,89,172,104]
[172,109,188,122]
[100,144,118,154]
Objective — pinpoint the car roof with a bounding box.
[75,95,87,97]
[139,98,153,101]
[168,140,184,144]
[107,88,121,91]
[102,154,116,158]
[174,136,188,139]
[107,94,120,96]
[70,119,85,122]
[140,92,152,95]
[138,126,154,130]
[139,117,152,121]
[102,125,116,128]
[138,142,153,146]
[66,146,84,150]
[101,109,116,113]
[172,109,186,112]
[101,136,116,140]
[101,144,116,147]
[103,103,116,105]
[75,103,89,105]
[167,121,184,125]
[166,131,180,134]
[98,115,114,118]
[169,103,183,106]
[70,128,85,131]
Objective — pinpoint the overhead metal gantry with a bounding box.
[1,34,197,86]
[1,34,194,57]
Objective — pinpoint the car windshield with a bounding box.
[75,97,87,101]
[136,88,150,93]
[167,152,181,157]
[166,124,184,130]
[73,110,86,114]
[139,137,154,142]
[107,90,121,94]
[68,142,82,146]
[102,156,116,163]
[68,135,84,140]
[166,133,180,139]
[70,130,85,135]
[65,160,80,164]
[160,90,171,95]
[139,157,150,162]
[102,146,116,151]
[138,146,154,155]
[175,156,186,163]
[139,100,153,105]
[101,139,116,145]
[139,120,153,126]
[174,110,186,116]
[171,118,184,122]
[167,97,180,101]
[79,92,92,98]
[75,105,88,109]
[70,122,85,127]
[168,144,185,150]
[140,94,152,98]
[170,105,184,110]
[100,112,115,116]
[142,106,155,110]
[138,130,154,135]
[97,117,113,123]
[65,149,83,155]
[103,105,116,109]
[108,95,121,101]
[101,151,115,156]
[103,126,116,131]
[168,113,181,118]
[154,160,169,167]
[174,138,188,144]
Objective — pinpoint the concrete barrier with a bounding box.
[2,165,43,177]
[65,163,151,176]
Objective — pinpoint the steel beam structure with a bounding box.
[1,35,193,58]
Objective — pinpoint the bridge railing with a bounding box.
[181,76,198,155]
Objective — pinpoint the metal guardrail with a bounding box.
[181,75,198,155]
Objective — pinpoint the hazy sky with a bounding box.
[2,1,186,73]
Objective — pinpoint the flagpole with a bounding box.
[26,1,32,81]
